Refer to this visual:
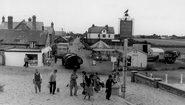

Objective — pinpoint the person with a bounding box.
[33,69,42,93]
[93,72,101,92]
[24,55,29,67]
[70,68,78,96]
[105,75,116,100]
[82,71,88,94]
[49,69,57,95]
[84,74,94,100]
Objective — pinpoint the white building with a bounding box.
[118,49,147,68]
[4,46,52,67]
[87,24,115,39]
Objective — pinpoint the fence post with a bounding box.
[180,74,183,84]
[154,78,162,88]
[165,74,168,83]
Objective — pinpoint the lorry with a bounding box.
[56,43,69,59]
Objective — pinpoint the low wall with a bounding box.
[158,82,185,98]
[131,71,185,98]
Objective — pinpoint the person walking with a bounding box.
[24,55,29,67]
[84,74,94,100]
[33,69,42,93]
[70,68,78,96]
[105,75,116,100]
[49,69,57,95]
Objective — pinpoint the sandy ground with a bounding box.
[1,37,185,105]
[0,66,130,105]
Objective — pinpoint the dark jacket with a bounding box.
[106,79,116,89]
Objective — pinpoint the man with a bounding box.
[105,75,116,100]
[33,69,42,93]
[49,69,57,94]
[70,68,78,96]
[24,55,29,67]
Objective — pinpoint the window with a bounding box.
[26,54,38,66]
[102,34,106,38]
[29,41,36,48]
[98,34,100,38]
[109,35,110,38]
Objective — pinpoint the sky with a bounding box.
[1,0,185,36]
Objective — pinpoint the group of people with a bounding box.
[33,69,58,94]
[33,68,117,101]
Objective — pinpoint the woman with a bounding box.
[84,74,94,100]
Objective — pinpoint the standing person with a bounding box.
[49,69,57,95]
[84,74,94,100]
[70,68,78,96]
[54,56,57,63]
[24,55,29,67]
[105,75,116,100]
[82,71,88,94]
[33,69,42,93]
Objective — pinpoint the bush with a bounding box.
[145,64,155,71]
[178,66,185,70]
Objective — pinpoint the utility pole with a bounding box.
[122,38,128,98]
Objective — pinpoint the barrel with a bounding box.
[62,53,83,69]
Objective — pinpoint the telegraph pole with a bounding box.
[122,38,128,98]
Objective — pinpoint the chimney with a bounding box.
[28,17,31,22]
[92,24,95,27]
[105,25,108,31]
[8,16,13,29]
[51,22,54,28]
[2,16,5,22]
[32,15,36,30]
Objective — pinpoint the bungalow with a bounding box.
[0,29,51,67]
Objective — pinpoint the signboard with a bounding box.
[111,56,117,62]
[120,20,133,38]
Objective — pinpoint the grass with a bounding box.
[139,70,185,84]
[134,38,185,45]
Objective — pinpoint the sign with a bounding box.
[120,20,133,38]
[111,56,117,62]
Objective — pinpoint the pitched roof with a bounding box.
[54,36,68,43]
[0,21,44,30]
[88,26,114,34]
[0,29,48,45]
[91,40,111,49]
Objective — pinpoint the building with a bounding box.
[87,24,115,39]
[118,49,147,68]
[0,15,54,67]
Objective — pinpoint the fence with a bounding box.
[131,71,185,98]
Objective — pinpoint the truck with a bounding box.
[56,43,69,59]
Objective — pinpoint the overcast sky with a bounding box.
[1,0,185,35]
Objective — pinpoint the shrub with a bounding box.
[145,64,155,71]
